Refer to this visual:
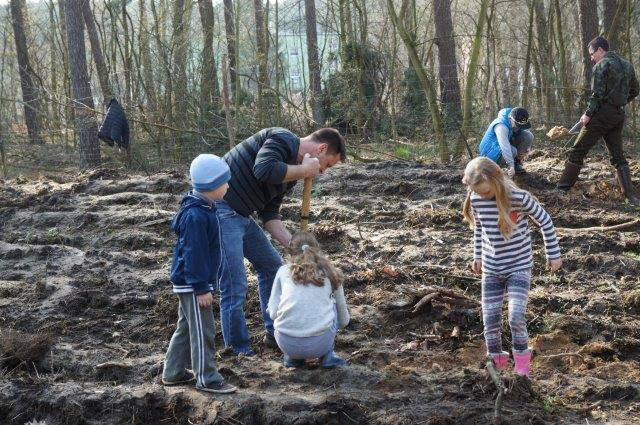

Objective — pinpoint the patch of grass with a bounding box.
[393,146,412,159]
[624,250,640,260]
[0,328,55,369]
[622,290,640,312]
[542,395,561,414]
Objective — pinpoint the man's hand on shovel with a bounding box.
[300,154,320,231]
[301,153,320,177]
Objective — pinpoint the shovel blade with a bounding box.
[569,121,582,134]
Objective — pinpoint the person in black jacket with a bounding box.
[217,127,346,356]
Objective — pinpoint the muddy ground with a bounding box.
[1,148,639,424]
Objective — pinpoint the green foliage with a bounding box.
[322,42,385,134]
[394,67,431,137]
[393,146,412,159]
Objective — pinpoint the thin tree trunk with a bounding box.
[58,0,72,147]
[9,0,43,144]
[275,0,282,125]
[578,0,598,107]
[304,0,324,126]
[48,2,61,133]
[253,0,269,127]
[484,0,496,122]
[387,0,447,162]
[522,0,535,109]
[81,0,112,105]
[65,0,100,168]
[222,54,236,149]
[553,0,571,121]
[222,0,237,98]
[459,0,490,155]
[171,0,190,129]
[603,0,621,50]
[139,0,157,113]
[198,0,221,121]
[535,0,553,122]
[121,2,132,108]
[433,0,462,134]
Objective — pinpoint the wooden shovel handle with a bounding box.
[300,177,313,231]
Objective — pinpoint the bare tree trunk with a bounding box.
[553,0,571,121]
[64,0,100,168]
[484,0,496,122]
[304,0,324,126]
[121,2,133,108]
[9,0,43,144]
[534,0,553,122]
[222,54,236,149]
[58,0,73,147]
[139,0,157,113]
[433,0,462,134]
[81,0,112,105]
[198,0,221,120]
[171,0,191,129]
[48,2,60,133]
[387,0,447,162]
[522,0,535,109]
[603,0,620,50]
[253,0,269,127]
[222,0,237,98]
[459,0,490,155]
[578,0,598,106]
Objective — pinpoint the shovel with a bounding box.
[568,120,582,134]
[300,177,313,231]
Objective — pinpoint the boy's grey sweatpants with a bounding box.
[163,292,224,388]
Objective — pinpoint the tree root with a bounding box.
[486,356,505,425]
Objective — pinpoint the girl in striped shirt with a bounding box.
[462,157,562,377]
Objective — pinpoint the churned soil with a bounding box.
[1,148,639,424]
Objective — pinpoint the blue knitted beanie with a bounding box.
[189,154,231,191]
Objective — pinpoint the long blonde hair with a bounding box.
[288,232,343,291]
[462,157,518,239]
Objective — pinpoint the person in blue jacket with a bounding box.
[162,154,237,394]
[478,107,534,177]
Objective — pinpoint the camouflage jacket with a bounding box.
[586,51,639,117]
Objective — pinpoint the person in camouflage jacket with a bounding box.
[557,36,639,206]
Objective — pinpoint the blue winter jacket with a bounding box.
[170,192,223,295]
[478,108,519,163]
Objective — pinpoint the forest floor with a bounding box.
[1,146,639,425]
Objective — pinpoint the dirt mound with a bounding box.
[1,151,639,423]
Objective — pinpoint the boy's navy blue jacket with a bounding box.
[170,192,223,295]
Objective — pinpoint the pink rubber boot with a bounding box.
[513,349,532,377]
[490,351,510,370]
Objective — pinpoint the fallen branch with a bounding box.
[557,219,639,234]
[486,356,505,425]
[96,361,130,369]
[412,293,438,314]
[540,352,584,360]
[411,286,480,314]
[420,285,481,306]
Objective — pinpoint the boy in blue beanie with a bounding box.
[162,154,237,394]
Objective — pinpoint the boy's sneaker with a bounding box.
[197,381,237,394]
[232,346,256,357]
[263,333,279,349]
[162,370,196,386]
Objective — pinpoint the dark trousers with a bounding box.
[568,103,628,169]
